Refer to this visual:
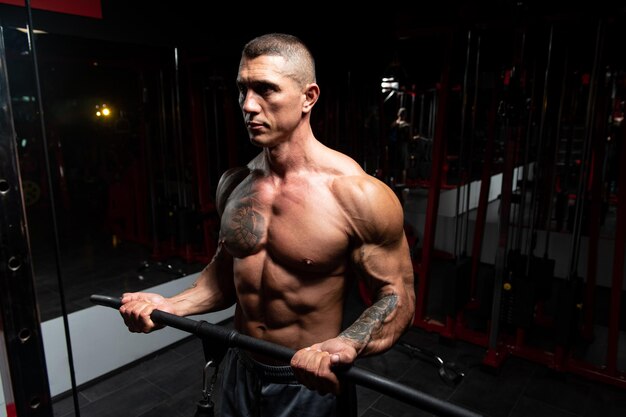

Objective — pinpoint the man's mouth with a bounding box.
[247,121,265,131]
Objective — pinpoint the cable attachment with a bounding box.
[195,360,219,417]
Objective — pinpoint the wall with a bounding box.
[403,166,625,289]
[42,273,234,398]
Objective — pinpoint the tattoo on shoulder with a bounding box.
[339,293,398,348]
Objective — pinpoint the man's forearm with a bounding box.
[338,293,399,355]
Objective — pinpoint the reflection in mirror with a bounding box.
[5,28,213,321]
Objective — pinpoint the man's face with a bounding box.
[236,55,306,147]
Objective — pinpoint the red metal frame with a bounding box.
[414,58,450,329]
[606,121,626,375]
[409,68,626,391]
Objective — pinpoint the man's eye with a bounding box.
[258,86,271,95]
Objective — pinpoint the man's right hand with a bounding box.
[119,292,173,333]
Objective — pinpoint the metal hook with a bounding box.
[202,360,215,400]
[195,360,217,417]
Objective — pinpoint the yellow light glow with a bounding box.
[95,103,112,118]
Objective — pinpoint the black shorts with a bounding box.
[217,348,338,417]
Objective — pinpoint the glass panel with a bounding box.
[1,10,54,414]
[2,17,232,412]
[6,31,211,321]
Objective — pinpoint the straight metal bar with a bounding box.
[90,295,484,417]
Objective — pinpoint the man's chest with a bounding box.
[220,178,351,267]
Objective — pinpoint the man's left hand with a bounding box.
[290,337,358,395]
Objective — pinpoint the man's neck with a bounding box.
[263,133,318,177]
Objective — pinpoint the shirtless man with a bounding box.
[119,33,415,417]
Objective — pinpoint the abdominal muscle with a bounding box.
[232,251,347,364]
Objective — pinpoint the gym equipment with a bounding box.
[194,360,218,417]
[445,29,477,321]
[136,260,185,281]
[485,57,526,367]
[399,342,465,386]
[90,294,484,417]
[606,112,626,375]
[470,89,498,321]
[415,33,453,326]
[510,26,556,331]
[556,20,605,350]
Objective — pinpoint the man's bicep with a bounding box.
[355,238,414,303]
[193,242,237,308]
[344,239,415,355]
[213,243,237,300]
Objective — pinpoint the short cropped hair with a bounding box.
[242,33,316,86]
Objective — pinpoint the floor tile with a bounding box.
[448,357,536,417]
[360,409,394,417]
[356,385,383,415]
[583,383,626,417]
[523,366,592,415]
[76,379,170,417]
[509,396,581,417]
[369,392,437,417]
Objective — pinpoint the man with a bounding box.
[389,107,412,184]
[119,33,415,417]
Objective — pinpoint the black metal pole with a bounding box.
[90,295,484,417]
[25,1,78,415]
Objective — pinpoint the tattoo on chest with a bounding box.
[226,203,265,251]
[340,293,398,347]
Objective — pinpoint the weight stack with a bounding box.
[555,276,584,346]
[530,255,555,302]
[443,255,472,317]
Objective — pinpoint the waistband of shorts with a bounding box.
[235,348,298,384]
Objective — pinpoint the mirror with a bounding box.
[4,29,221,321]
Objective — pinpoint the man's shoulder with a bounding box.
[331,173,403,241]
[219,166,251,192]
[321,145,365,174]
[319,148,387,196]
[331,173,397,211]
[216,166,251,214]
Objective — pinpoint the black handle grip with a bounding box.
[91,294,483,417]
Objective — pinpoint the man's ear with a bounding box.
[302,83,320,113]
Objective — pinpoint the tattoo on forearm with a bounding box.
[339,293,398,348]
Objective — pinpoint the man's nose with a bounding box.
[241,91,260,113]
